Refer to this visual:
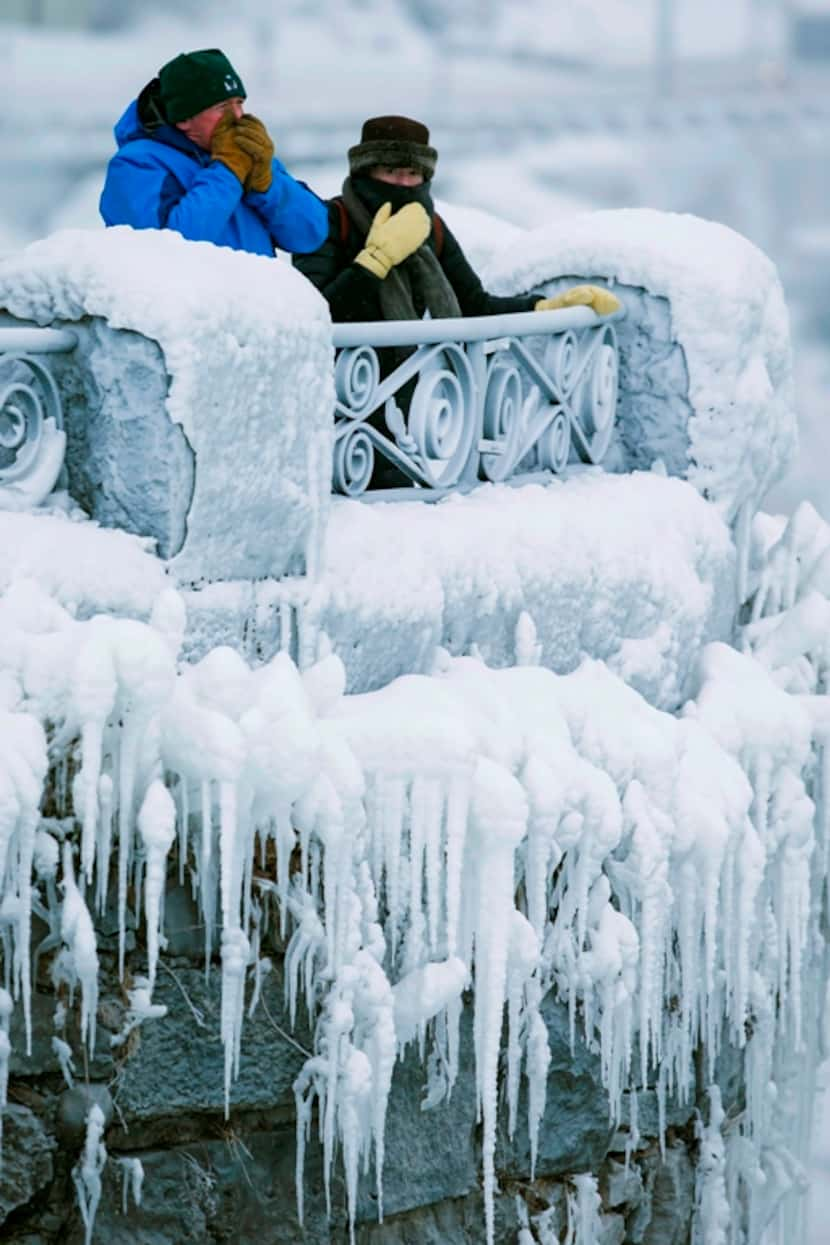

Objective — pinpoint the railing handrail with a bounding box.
[331,305,625,349]
[0,327,78,355]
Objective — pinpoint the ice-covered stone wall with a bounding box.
[0,500,827,1245]
[485,207,797,522]
[0,213,814,1245]
[0,229,334,583]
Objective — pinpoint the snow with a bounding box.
[484,208,797,521]
[0,228,334,581]
[321,470,737,708]
[0,508,167,617]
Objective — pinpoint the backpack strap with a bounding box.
[332,196,351,245]
[432,212,444,259]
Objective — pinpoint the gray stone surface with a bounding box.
[50,320,194,560]
[600,1156,645,1211]
[69,1131,343,1245]
[114,964,312,1120]
[162,882,208,961]
[355,1018,478,1224]
[600,1211,627,1245]
[9,984,115,1082]
[56,1083,114,1142]
[639,1143,695,1245]
[496,991,614,1178]
[524,278,693,479]
[0,1105,55,1225]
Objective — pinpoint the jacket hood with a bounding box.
[113,97,207,162]
[114,99,144,148]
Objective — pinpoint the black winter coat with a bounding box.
[292,181,537,323]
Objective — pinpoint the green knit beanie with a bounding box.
[159,49,246,123]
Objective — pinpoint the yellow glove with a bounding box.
[354,202,431,280]
[535,284,621,316]
[234,114,275,194]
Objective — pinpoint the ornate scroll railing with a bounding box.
[0,324,76,509]
[330,305,624,498]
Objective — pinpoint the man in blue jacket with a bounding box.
[100,48,327,257]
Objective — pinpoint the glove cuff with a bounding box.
[211,153,250,187]
[354,246,391,280]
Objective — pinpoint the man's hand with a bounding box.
[210,112,254,187]
[234,114,275,194]
[354,202,431,280]
[535,284,621,316]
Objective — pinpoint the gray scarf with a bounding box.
[341,177,462,322]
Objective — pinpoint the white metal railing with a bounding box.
[330,305,623,498]
[0,324,76,509]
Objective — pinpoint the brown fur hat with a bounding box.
[348,115,438,181]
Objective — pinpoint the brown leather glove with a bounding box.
[234,114,275,194]
[210,112,253,187]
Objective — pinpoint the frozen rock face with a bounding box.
[49,321,194,559]
[0,228,334,583]
[0,960,717,1245]
[538,279,694,479]
[485,207,797,520]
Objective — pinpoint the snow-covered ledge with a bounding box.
[0,229,334,583]
[484,208,796,524]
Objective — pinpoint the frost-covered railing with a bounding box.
[0,324,75,507]
[330,305,624,497]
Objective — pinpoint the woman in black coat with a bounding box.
[292,115,544,323]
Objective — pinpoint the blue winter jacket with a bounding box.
[99,100,328,256]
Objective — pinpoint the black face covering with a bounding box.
[351,175,434,219]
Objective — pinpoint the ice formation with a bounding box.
[0,214,820,1244]
[0,492,827,1244]
[484,208,796,524]
[72,1102,107,1245]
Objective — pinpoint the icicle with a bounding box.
[96,773,113,917]
[137,781,177,995]
[274,805,295,938]
[218,780,239,932]
[526,999,550,1180]
[382,776,406,960]
[470,758,528,1245]
[119,1156,144,1214]
[444,774,469,961]
[423,779,443,955]
[200,779,213,968]
[0,987,11,1155]
[117,714,141,980]
[52,1035,76,1088]
[71,628,116,887]
[60,841,99,1056]
[72,1103,107,1245]
[178,776,189,888]
[693,1086,730,1245]
[566,1173,602,1245]
[505,910,541,1140]
[220,926,250,1117]
[514,610,542,666]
